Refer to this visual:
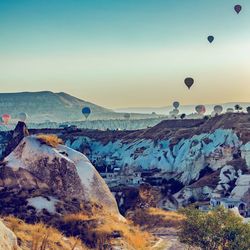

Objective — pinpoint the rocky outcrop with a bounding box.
[1,121,29,160]
[0,135,119,223]
[66,128,242,184]
[62,115,250,209]
[0,220,21,250]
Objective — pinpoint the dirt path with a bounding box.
[151,228,195,250]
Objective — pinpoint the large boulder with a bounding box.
[0,135,119,222]
[0,220,21,250]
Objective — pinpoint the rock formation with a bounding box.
[0,135,119,223]
[0,220,20,250]
[1,121,29,160]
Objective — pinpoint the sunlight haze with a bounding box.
[0,0,249,108]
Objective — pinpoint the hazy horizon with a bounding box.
[0,0,250,108]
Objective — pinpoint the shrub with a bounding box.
[179,206,250,250]
[37,134,63,148]
[127,207,184,230]
[61,210,152,249]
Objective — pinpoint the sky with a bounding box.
[0,0,249,109]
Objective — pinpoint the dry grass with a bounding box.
[64,213,95,222]
[127,207,185,230]
[63,210,153,250]
[148,207,185,222]
[37,134,63,148]
[3,216,87,250]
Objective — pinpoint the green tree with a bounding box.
[180,114,186,120]
[235,104,243,112]
[178,206,250,250]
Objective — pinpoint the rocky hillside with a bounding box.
[0,113,249,212]
[60,113,250,210]
[0,91,113,122]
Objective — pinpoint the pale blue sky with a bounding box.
[0,0,249,108]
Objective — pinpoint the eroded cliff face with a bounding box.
[66,129,244,184]
[63,114,250,209]
[0,136,119,222]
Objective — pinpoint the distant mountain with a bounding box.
[0,91,114,122]
[116,102,250,115]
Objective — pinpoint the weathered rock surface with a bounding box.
[0,220,21,250]
[0,135,119,223]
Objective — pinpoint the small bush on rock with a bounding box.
[37,134,63,148]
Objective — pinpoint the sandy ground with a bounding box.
[152,228,197,250]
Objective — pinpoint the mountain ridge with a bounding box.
[0,91,113,122]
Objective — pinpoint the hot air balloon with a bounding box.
[169,109,179,118]
[226,108,234,113]
[207,35,214,43]
[124,113,131,119]
[82,107,91,119]
[173,101,180,109]
[195,105,206,115]
[234,4,242,14]
[184,77,194,89]
[2,114,11,125]
[173,109,179,119]
[18,112,28,122]
[214,105,223,115]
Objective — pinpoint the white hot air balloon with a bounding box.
[214,105,223,115]
[226,108,234,113]
[18,112,28,122]
[172,108,179,116]
[169,108,179,118]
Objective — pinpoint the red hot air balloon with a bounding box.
[2,114,11,125]
[184,77,194,89]
[234,4,242,14]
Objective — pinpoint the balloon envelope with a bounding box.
[234,4,242,14]
[2,114,11,124]
[82,107,91,118]
[227,108,234,113]
[207,36,214,43]
[214,105,223,114]
[184,77,194,89]
[172,108,179,115]
[18,112,28,122]
[195,105,206,115]
[173,101,180,109]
